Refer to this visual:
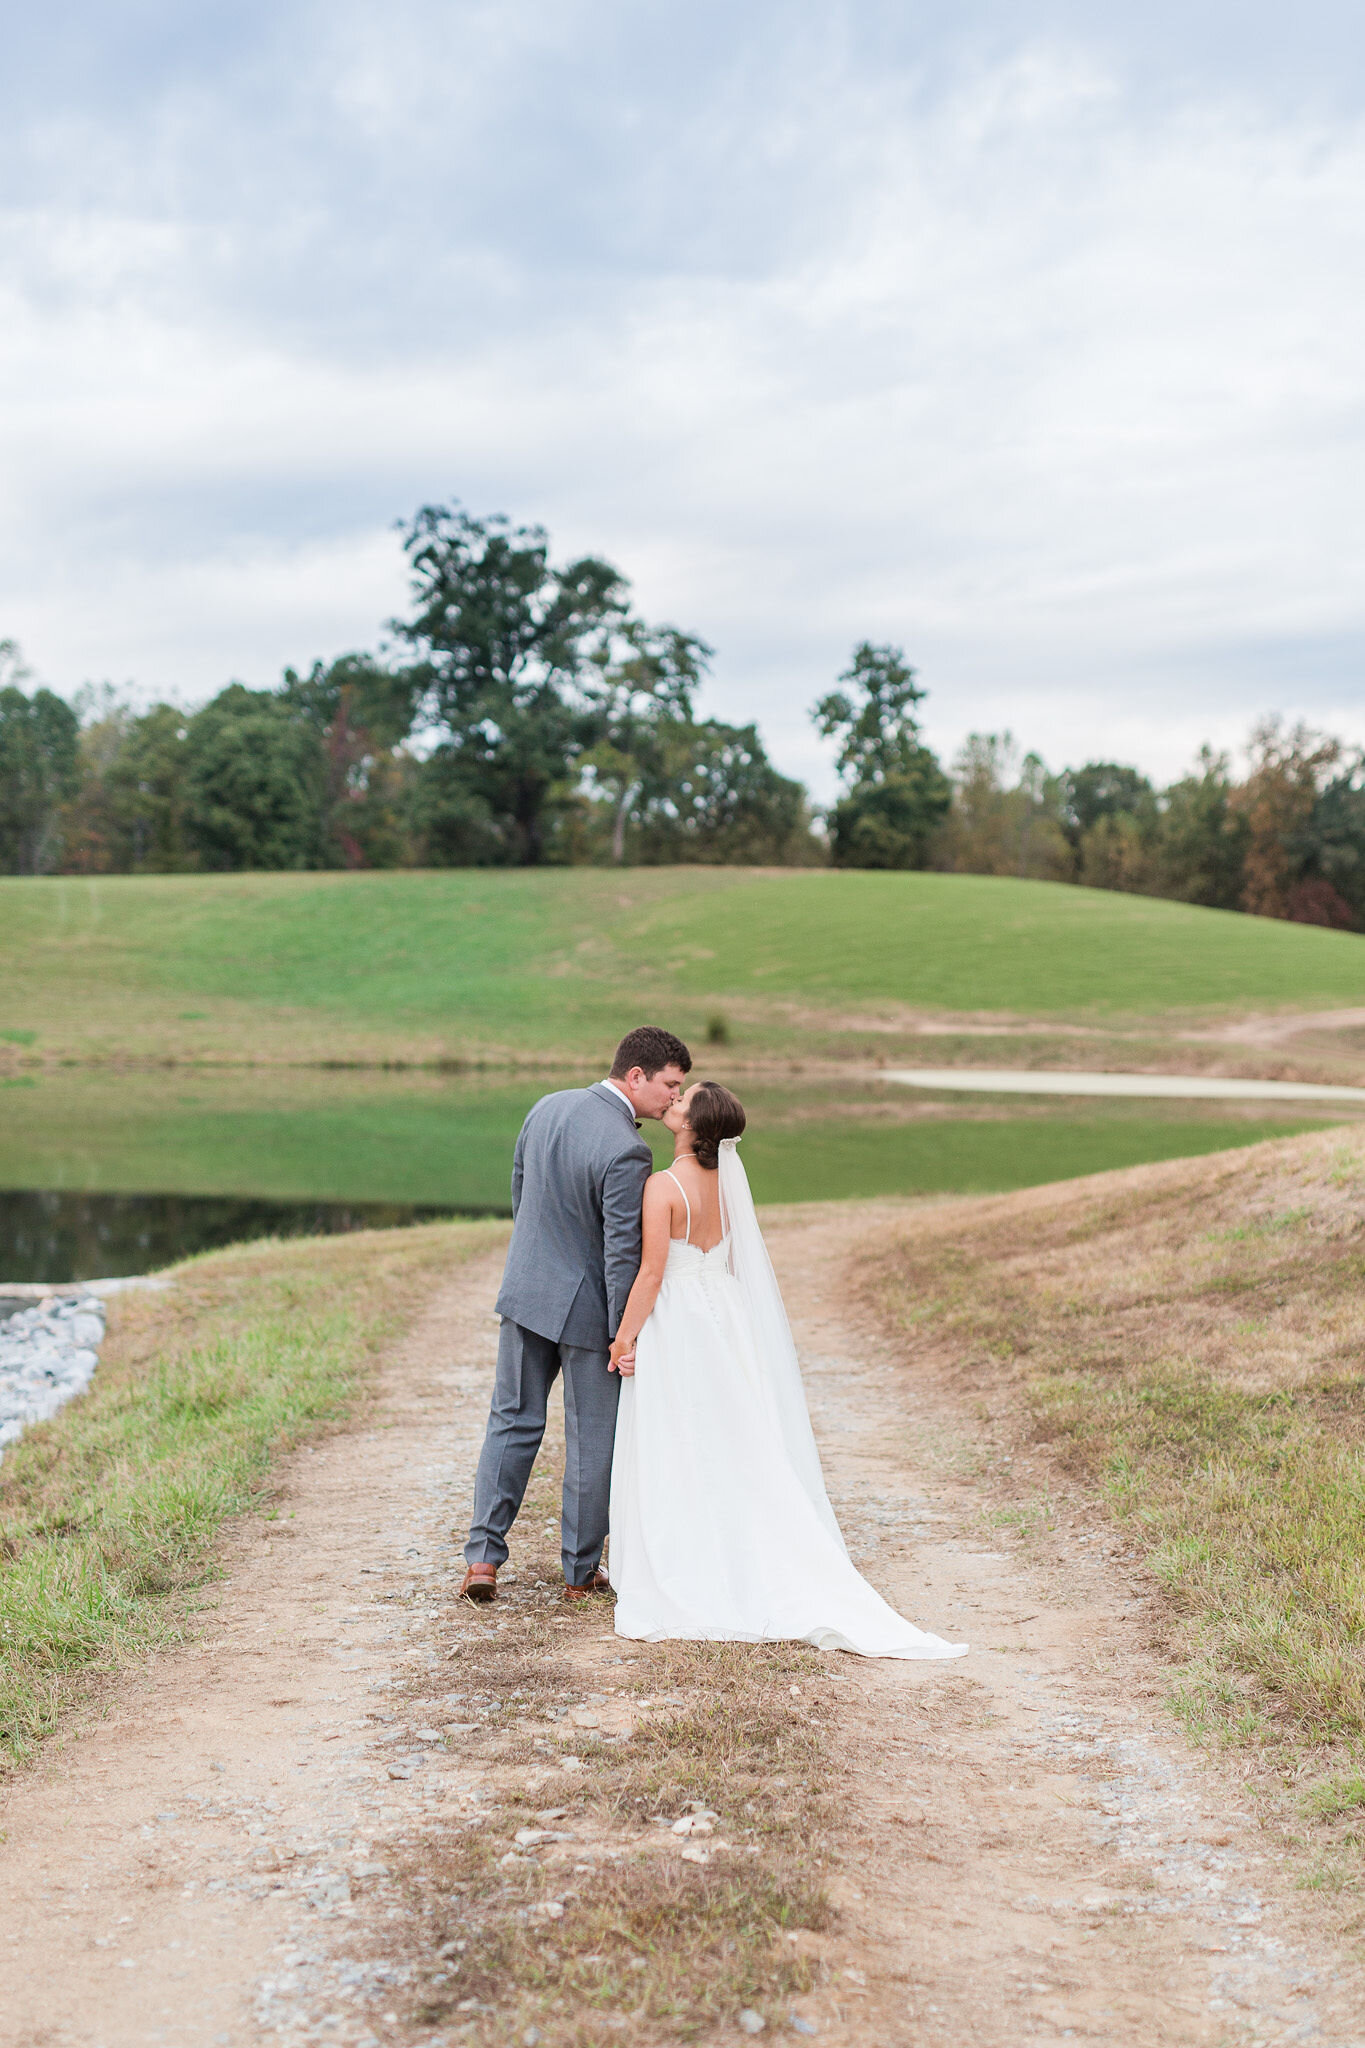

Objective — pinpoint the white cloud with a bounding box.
[1,11,1364,798]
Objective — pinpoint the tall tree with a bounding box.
[57,693,195,873]
[403,750,502,867]
[0,655,80,874]
[1287,760,1365,929]
[1060,762,1159,892]
[112,704,195,870]
[1076,813,1159,894]
[1155,748,1248,910]
[628,719,816,865]
[935,733,1071,881]
[1232,719,1340,919]
[395,503,630,864]
[812,643,950,869]
[0,641,29,693]
[183,684,326,871]
[1061,762,1157,844]
[582,622,712,862]
[57,691,135,872]
[281,653,418,867]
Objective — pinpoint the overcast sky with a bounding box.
[3,1,1364,797]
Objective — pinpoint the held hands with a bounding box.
[609,1333,637,1377]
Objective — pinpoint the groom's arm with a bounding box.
[510,1122,527,1218]
[601,1148,651,1339]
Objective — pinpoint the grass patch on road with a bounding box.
[401,1638,830,2045]
[387,1439,834,2045]
[861,1126,1365,1806]
[0,1220,503,1763]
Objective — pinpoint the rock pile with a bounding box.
[0,1295,105,1459]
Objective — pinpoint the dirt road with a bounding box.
[2,1207,1363,2047]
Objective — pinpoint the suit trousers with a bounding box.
[465,1319,622,1586]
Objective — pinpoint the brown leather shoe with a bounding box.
[460,1562,497,1604]
[562,1568,611,1603]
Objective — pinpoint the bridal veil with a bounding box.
[716,1137,847,1554]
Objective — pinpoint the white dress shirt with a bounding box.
[600,1077,637,1116]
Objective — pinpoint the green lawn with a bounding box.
[632,869,1365,1014]
[1,868,1363,1069]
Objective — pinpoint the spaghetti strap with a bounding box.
[661,1168,692,1244]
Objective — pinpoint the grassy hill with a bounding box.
[2,867,1364,1070]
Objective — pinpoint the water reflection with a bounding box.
[0,1066,1330,1283]
[0,1189,507,1284]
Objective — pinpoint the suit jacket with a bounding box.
[494,1083,654,1349]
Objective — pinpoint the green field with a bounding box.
[2,868,1363,1070]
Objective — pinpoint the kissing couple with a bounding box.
[461,1026,967,1659]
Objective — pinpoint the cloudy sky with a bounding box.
[3,1,1363,797]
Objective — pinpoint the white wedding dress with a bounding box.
[608,1142,968,1660]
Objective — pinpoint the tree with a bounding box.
[582,622,711,862]
[0,656,80,874]
[1058,761,1159,892]
[627,719,816,865]
[57,695,195,873]
[1287,761,1365,929]
[56,691,135,872]
[0,640,31,695]
[1155,748,1248,909]
[281,653,418,868]
[935,733,1071,880]
[395,503,630,864]
[1061,762,1157,840]
[1077,813,1159,894]
[825,752,953,870]
[403,749,503,867]
[812,643,950,869]
[183,684,326,870]
[112,704,195,869]
[1232,718,1339,919]
[815,643,932,784]
[281,651,417,749]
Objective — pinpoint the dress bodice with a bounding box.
[664,1232,732,1278]
[659,1168,730,1281]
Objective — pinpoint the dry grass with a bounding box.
[859,1125,1365,1811]
[383,1442,835,2044]
[0,1222,500,1763]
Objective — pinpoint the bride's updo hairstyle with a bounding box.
[686,1081,746,1170]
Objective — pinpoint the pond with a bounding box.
[0,1066,1338,1281]
[0,1189,496,1285]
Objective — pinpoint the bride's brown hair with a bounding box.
[686,1080,746,1170]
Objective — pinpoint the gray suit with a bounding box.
[466,1083,654,1585]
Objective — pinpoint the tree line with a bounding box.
[3,501,1364,933]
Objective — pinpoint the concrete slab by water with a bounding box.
[883,1068,1365,1103]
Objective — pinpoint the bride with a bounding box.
[607,1080,967,1660]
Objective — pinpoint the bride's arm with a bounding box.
[608,1176,676,1375]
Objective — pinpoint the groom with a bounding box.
[460,1025,692,1604]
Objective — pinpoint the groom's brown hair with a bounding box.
[610,1025,692,1078]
